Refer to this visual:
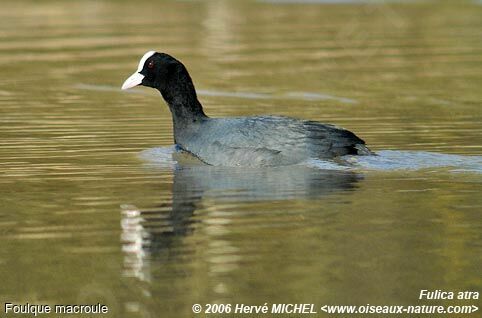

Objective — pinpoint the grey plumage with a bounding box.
[175,116,372,167]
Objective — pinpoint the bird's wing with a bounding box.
[190,116,370,166]
[301,120,369,157]
[223,116,368,157]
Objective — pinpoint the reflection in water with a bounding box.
[121,163,362,282]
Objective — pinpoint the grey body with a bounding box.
[174,115,371,167]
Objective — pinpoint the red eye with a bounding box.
[147,60,154,69]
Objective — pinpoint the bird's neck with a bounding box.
[159,70,207,129]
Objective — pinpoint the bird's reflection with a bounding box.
[121,162,363,282]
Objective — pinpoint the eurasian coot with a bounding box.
[122,51,372,166]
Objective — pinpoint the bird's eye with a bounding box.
[147,60,154,69]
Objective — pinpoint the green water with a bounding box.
[0,1,481,317]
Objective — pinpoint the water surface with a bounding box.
[0,0,481,317]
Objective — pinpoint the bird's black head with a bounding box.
[121,51,184,91]
[121,51,206,120]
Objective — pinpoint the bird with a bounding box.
[122,51,372,167]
